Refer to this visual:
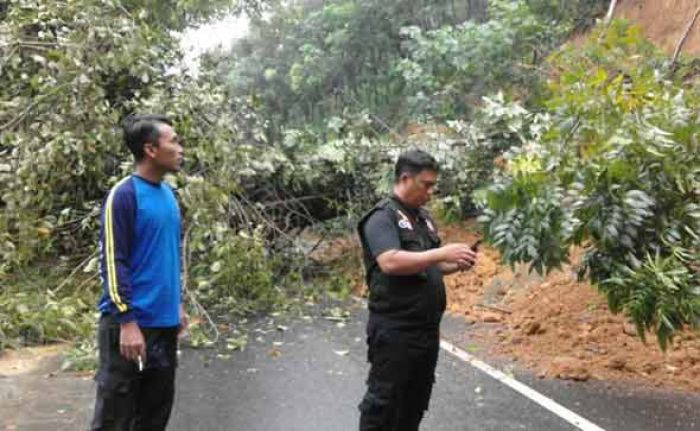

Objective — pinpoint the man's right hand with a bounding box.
[120,321,146,363]
[439,243,477,268]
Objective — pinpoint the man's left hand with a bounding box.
[178,303,188,340]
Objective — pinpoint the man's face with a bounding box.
[402,169,438,208]
[144,123,183,173]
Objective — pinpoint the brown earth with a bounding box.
[0,344,69,376]
[615,0,700,56]
[569,1,700,56]
[321,219,700,394]
[440,221,700,394]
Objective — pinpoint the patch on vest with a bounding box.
[396,210,413,230]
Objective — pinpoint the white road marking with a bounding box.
[440,339,607,431]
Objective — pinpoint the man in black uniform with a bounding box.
[357,149,477,431]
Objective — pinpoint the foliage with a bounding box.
[274,121,395,211]
[0,0,318,351]
[527,0,608,32]
[3,0,692,360]
[0,0,237,271]
[197,0,609,225]
[397,0,568,120]
[0,265,98,350]
[62,338,98,372]
[425,92,549,218]
[477,21,700,348]
[209,0,606,134]
[205,0,486,135]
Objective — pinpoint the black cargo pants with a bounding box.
[358,325,439,431]
[90,315,178,431]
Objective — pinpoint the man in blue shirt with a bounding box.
[90,114,187,431]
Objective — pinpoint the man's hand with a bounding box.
[120,321,146,363]
[439,243,477,268]
[178,302,188,340]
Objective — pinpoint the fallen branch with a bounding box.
[259,194,326,208]
[73,272,99,293]
[474,302,512,314]
[186,289,220,345]
[52,250,98,294]
[671,6,700,67]
[514,61,548,74]
[0,40,79,49]
[0,99,43,132]
[182,224,220,344]
[0,45,18,70]
[182,225,192,294]
[0,84,68,131]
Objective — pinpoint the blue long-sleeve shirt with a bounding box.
[98,175,182,327]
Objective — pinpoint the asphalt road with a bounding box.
[1,300,699,430]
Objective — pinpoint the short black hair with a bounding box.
[394,149,439,182]
[121,114,172,161]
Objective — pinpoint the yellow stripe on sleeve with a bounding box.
[105,177,130,312]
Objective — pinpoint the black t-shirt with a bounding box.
[362,207,403,260]
[360,203,445,330]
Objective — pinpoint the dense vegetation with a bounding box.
[478,22,700,348]
[1,0,697,353]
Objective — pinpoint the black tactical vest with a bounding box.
[357,196,446,329]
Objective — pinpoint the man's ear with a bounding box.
[401,172,414,185]
[143,142,157,159]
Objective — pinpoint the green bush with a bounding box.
[477,21,700,349]
[0,266,98,350]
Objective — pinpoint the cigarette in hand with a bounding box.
[137,355,143,372]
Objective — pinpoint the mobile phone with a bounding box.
[471,238,482,252]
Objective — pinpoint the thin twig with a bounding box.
[258,194,325,208]
[514,61,549,74]
[340,88,404,143]
[53,211,95,231]
[0,85,68,131]
[0,40,78,48]
[182,224,220,344]
[0,99,43,131]
[52,250,98,294]
[182,225,192,294]
[187,290,220,344]
[0,45,18,70]
[231,195,253,229]
[475,302,513,314]
[113,0,136,22]
[305,231,328,258]
[268,188,319,230]
[73,272,99,292]
[238,193,297,243]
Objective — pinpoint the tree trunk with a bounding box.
[604,0,617,26]
[671,6,700,67]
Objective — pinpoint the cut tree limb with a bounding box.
[671,6,700,67]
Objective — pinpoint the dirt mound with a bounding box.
[615,0,700,56]
[441,222,700,393]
